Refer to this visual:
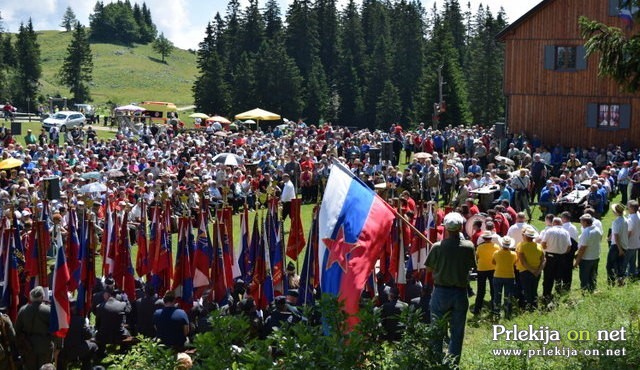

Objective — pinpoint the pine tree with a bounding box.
[390,0,425,124]
[193,22,231,115]
[232,53,258,113]
[152,32,174,63]
[337,0,366,126]
[59,22,93,103]
[264,0,283,40]
[14,19,41,108]
[443,0,467,68]
[140,2,157,42]
[241,0,264,54]
[314,0,339,82]
[254,35,304,118]
[376,80,402,128]
[286,0,320,78]
[60,6,77,32]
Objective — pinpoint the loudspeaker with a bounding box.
[381,141,393,163]
[11,121,21,135]
[369,148,381,165]
[494,122,505,139]
[43,176,61,200]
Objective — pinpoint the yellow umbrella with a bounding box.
[234,108,281,121]
[0,157,23,170]
[189,113,210,119]
[207,115,232,124]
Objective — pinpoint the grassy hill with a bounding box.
[37,30,197,108]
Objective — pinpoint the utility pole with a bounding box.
[433,64,445,130]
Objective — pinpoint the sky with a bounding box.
[0,0,541,50]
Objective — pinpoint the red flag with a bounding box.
[113,213,136,300]
[172,217,194,310]
[135,202,150,277]
[192,210,212,290]
[286,198,306,260]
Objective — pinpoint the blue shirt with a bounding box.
[153,306,189,347]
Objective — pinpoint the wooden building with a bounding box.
[497,0,640,147]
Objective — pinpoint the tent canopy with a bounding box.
[234,108,281,121]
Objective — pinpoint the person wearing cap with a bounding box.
[473,231,500,315]
[425,212,475,364]
[15,286,62,370]
[24,129,37,145]
[516,227,545,310]
[607,203,628,286]
[491,236,517,318]
[540,217,572,300]
[574,213,602,292]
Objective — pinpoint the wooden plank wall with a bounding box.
[501,0,640,147]
[508,95,640,148]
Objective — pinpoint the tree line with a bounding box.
[193,0,508,129]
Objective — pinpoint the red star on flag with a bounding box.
[323,226,360,272]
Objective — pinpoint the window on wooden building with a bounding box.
[587,103,631,130]
[544,45,587,71]
[555,47,577,69]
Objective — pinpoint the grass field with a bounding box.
[36,30,197,110]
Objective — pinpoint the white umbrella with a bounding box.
[115,104,146,112]
[80,182,107,194]
[212,153,244,166]
[244,119,256,124]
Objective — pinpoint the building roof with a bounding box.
[496,0,553,41]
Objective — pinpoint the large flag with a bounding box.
[173,217,194,310]
[267,209,285,296]
[66,209,81,292]
[235,206,251,281]
[210,216,231,305]
[408,205,427,273]
[249,215,268,310]
[192,209,212,290]
[262,217,275,306]
[297,207,319,306]
[114,213,136,300]
[102,199,115,276]
[151,204,172,295]
[286,198,306,260]
[135,201,150,278]
[319,160,395,328]
[50,230,71,338]
[76,219,96,317]
[1,228,21,321]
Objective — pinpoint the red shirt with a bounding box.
[469,205,480,216]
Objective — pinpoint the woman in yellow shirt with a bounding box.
[474,231,500,315]
[492,237,517,318]
[517,227,545,310]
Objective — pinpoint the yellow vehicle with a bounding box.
[138,101,179,124]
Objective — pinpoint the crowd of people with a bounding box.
[0,116,638,368]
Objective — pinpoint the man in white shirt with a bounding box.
[624,200,640,278]
[574,214,602,292]
[507,212,532,247]
[608,203,628,286]
[541,217,572,299]
[560,211,579,290]
[280,173,296,220]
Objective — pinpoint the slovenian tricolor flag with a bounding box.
[319,160,395,328]
[620,3,639,29]
[50,232,71,338]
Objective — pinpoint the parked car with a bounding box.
[42,111,86,132]
[74,103,96,123]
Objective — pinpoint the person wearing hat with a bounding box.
[24,129,37,145]
[516,227,545,310]
[540,217,572,300]
[95,286,132,356]
[574,214,602,292]
[425,212,475,365]
[491,236,517,318]
[15,286,62,370]
[607,203,628,286]
[473,231,500,315]
[510,168,531,217]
